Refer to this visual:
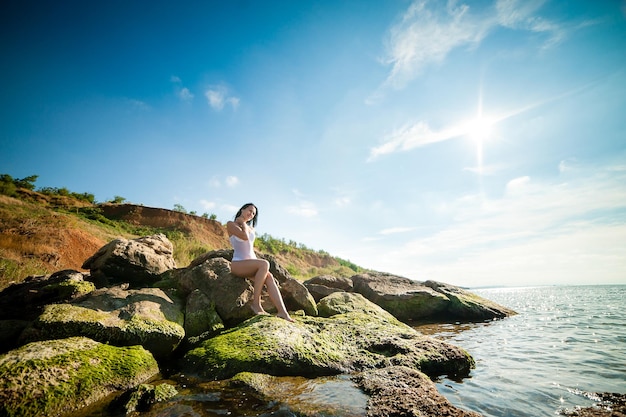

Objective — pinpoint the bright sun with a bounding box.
[466,116,493,142]
[465,114,495,174]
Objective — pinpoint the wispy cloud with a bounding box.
[368,121,466,161]
[376,0,577,95]
[199,199,216,210]
[225,176,239,187]
[376,160,626,285]
[380,0,490,91]
[379,226,417,235]
[287,202,319,218]
[205,84,240,111]
[208,175,240,187]
[171,75,194,102]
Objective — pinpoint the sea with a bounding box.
[421,284,626,416]
[83,284,625,417]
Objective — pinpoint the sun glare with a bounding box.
[464,114,495,175]
[467,116,493,141]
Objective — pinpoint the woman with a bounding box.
[226,203,294,322]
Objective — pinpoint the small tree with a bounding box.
[0,174,17,196]
[111,196,126,204]
[14,175,38,190]
[173,204,187,213]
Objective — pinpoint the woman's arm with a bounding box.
[226,220,249,240]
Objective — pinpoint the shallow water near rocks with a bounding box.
[80,373,368,417]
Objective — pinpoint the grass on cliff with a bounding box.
[1,189,366,289]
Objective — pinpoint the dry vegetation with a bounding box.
[0,191,364,291]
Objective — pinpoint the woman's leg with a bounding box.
[231,259,271,314]
[230,259,294,321]
[264,273,294,322]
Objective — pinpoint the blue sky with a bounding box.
[2,0,625,287]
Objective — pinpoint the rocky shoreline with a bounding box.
[0,232,586,416]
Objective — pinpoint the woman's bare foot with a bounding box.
[251,305,269,315]
[277,313,295,323]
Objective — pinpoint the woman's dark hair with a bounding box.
[234,203,258,227]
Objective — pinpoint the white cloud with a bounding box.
[380,0,491,90]
[366,161,626,286]
[334,196,351,207]
[225,176,239,187]
[369,121,465,160]
[379,226,416,235]
[171,76,194,101]
[178,87,194,101]
[287,202,319,218]
[205,85,240,111]
[505,176,530,193]
[200,199,216,210]
[377,0,572,93]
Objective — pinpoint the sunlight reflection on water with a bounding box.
[416,285,626,417]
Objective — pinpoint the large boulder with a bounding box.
[351,273,450,321]
[173,257,257,325]
[0,269,96,353]
[423,280,517,320]
[174,254,317,325]
[317,291,391,318]
[352,273,515,322]
[304,275,354,302]
[23,286,185,359]
[180,292,474,380]
[82,233,176,288]
[184,289,224,340]
[352,366,482,417]
[0,337,159,417]
[0,269,95,321]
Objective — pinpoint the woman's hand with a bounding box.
[227,218,249,240]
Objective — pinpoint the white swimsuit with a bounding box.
[230,228,256,261]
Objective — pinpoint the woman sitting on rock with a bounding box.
[226,203,294,322]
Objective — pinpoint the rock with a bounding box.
[184,289,224,339]
[122,383,179,413]
[0,337,159,417]
[352,272,450,321]
[304,275,354,301]
[0,320,30,354]
[174,257,257,325]
[23,286,185,359]
[423,280,517,320]
[82,233,176,288]
[0,269,95,321]
[352,273,516,322]
[352,365,482,417]
[559,392,626,417]
[317,291,394,319]
[180,294,474,380]
[177,254,317,325]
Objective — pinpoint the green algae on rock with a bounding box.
[181,292,474,380]
[0,337,159,417]
[25,286,186,358]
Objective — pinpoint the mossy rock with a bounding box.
[317,292,401,320]
[181,304,474,380]
[124,383,178,413]
[26,286,186,358]
[0,337,159,417]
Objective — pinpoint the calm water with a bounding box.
[419,285,626,417]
